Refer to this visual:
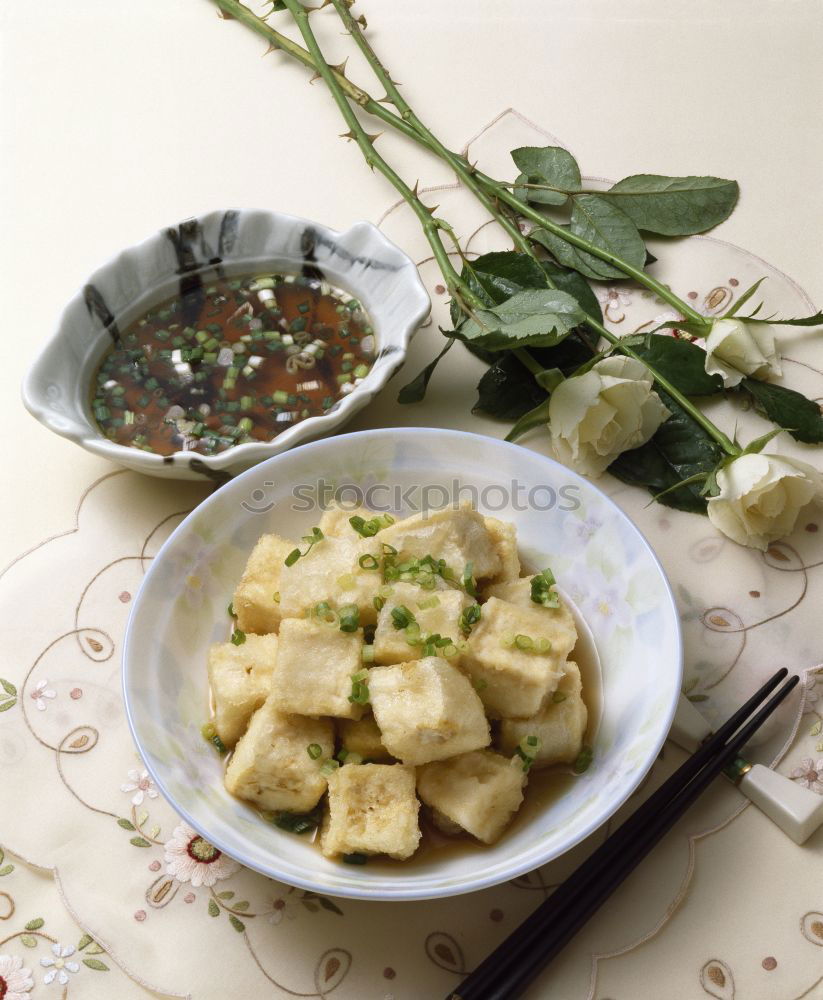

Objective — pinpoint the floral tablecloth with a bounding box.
[2,2,823,998]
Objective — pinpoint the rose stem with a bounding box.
[208,0,737,455]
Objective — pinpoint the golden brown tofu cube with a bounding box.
[321,763,420,860]
[224,697,333,813]
[484,516,521,583]
[373,582,470,666]
[233,533,293,635]
[417,749,526,844]
[368,656,490,765]
[337,714,394,762]
[497,661,588,767]
[270,618,364,720]
[207,633,278,747]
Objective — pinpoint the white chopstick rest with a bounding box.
[670,694,823,844]
[734,762,823,845]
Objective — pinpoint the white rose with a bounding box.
[548,356,670,478]
[707,452,822,549]
[703,317,781,388]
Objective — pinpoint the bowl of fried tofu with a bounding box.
[123,427,682,899]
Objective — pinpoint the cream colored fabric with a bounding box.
[2,2,823,998]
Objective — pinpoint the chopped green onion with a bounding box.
[515,734,542,772]
[573,746,594,775]
[312,601,339,627]
[531,568,561,609]
[442,643,458,658]
[285,548,301,567]
[201,722,216,741]
[373,595,385,612]
[462,562,478,598]
[552,691,568,703]
[417,596,441,611]
[353,364,369,379]
[391,605,415,630]
[381,543,398,555]
[273,591,280,603]
[348,671,370,704]
[349,513,395,537]
[230,629,246,646]
[338,604,360,633]
[227,602,236,618]
[358,554,379,570]
[459,603,482,636]
[404,622,422,645]
[500,632,516,648]
[515,634,534,651]
[362,645,376,663]
[337,573,356,590]
[284,527,324,566]
[306,743,323,760]
[272,389,289,405]
[320,759,341,777]
[536,637,552,653]
[274,808,322,835]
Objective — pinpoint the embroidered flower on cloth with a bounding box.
[30,679,56,711]
[40,944,79,986]
[594,286,632,323]
[164,821,239,887]
[0,954,34,1000]
[120,768,159,806]
[791,758,823,795]
[267,894,300,925]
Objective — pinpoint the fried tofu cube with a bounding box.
[484,516,521,583]
[232,533,293,635]
[368,657,490,765]
[318,502,378,538]
[224,697,333,813]
[497,661,588,767]
[270,618,364,719]
[417,750,526,844]
[373,583,470,666]
[337,715,394,762]
[462,597,569,718]
[278,535,382,624]
[321,763,420,860]
[482,578,577,661]
[379,502,501,581]
[207,634,278,748]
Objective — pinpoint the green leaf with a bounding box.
[688,694,710,703]
[82,958,110,971]
[84,942,105,955]
[473,333,594,420]
[608,388,725,512]
[229,915,245,933]
[117,818,136,831]
[455,289,585,351]
[505,398,553,443]
[302,899,320,912]
[129,837,151,848]
[741,428,787,455]
[25,917,44,930]
[0,865,15,876]
[397,337,454,404]
[452,251,550,327]
[741,379,823,443]
[217,890,235,900]
[531,195,647,280]
[623,334,723,396]
[208,899,220,917]
[20,935,37,948]
[725,276,767,318]
[602,174,739,235]
[540,260,603,324]
[78,934,94,950]
[511,145,581,206]
[0,678,16,697]
[0,699,17,712]
[232,900,250,912]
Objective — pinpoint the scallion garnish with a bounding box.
[459,603,482,636]
[373,595,385,612]
[573,746,594,774]
[320,758,341,777]
[514,634,534,651]
[391,605,415,630]
[358,553,379,570]
[230,628,246,646]
[462,561,478,597]
[348,670,370,704]
[531,568,561,609]
[306,743,323,760]
[201,722,227,755]
[552,691,568,703]
[227,601,236,618]
[284,526,324,567]
[515,734,542,772]
[338,604,360,633]
[362,646,376,663]
[274,804,323,835]
[349,513,395,537]
[417,595,441,611]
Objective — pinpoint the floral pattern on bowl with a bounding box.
[123,427,682,900]
[22,209,430,480]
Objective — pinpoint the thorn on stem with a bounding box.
[330,58,349,76]
[309,71,322,84]
[339,130,356,141]
[365,131,382,144]
[264,42,280,55]
[216,10,235,20]
[423,203,440,216]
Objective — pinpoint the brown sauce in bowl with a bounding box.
[90,272,375,456]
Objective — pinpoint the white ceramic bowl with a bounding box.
[123,428,682,900]
[22,209,430,480]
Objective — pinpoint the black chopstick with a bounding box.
[448,669,798,1000]
[451,667,789,999]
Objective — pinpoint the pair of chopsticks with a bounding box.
[448,667,798,1000]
